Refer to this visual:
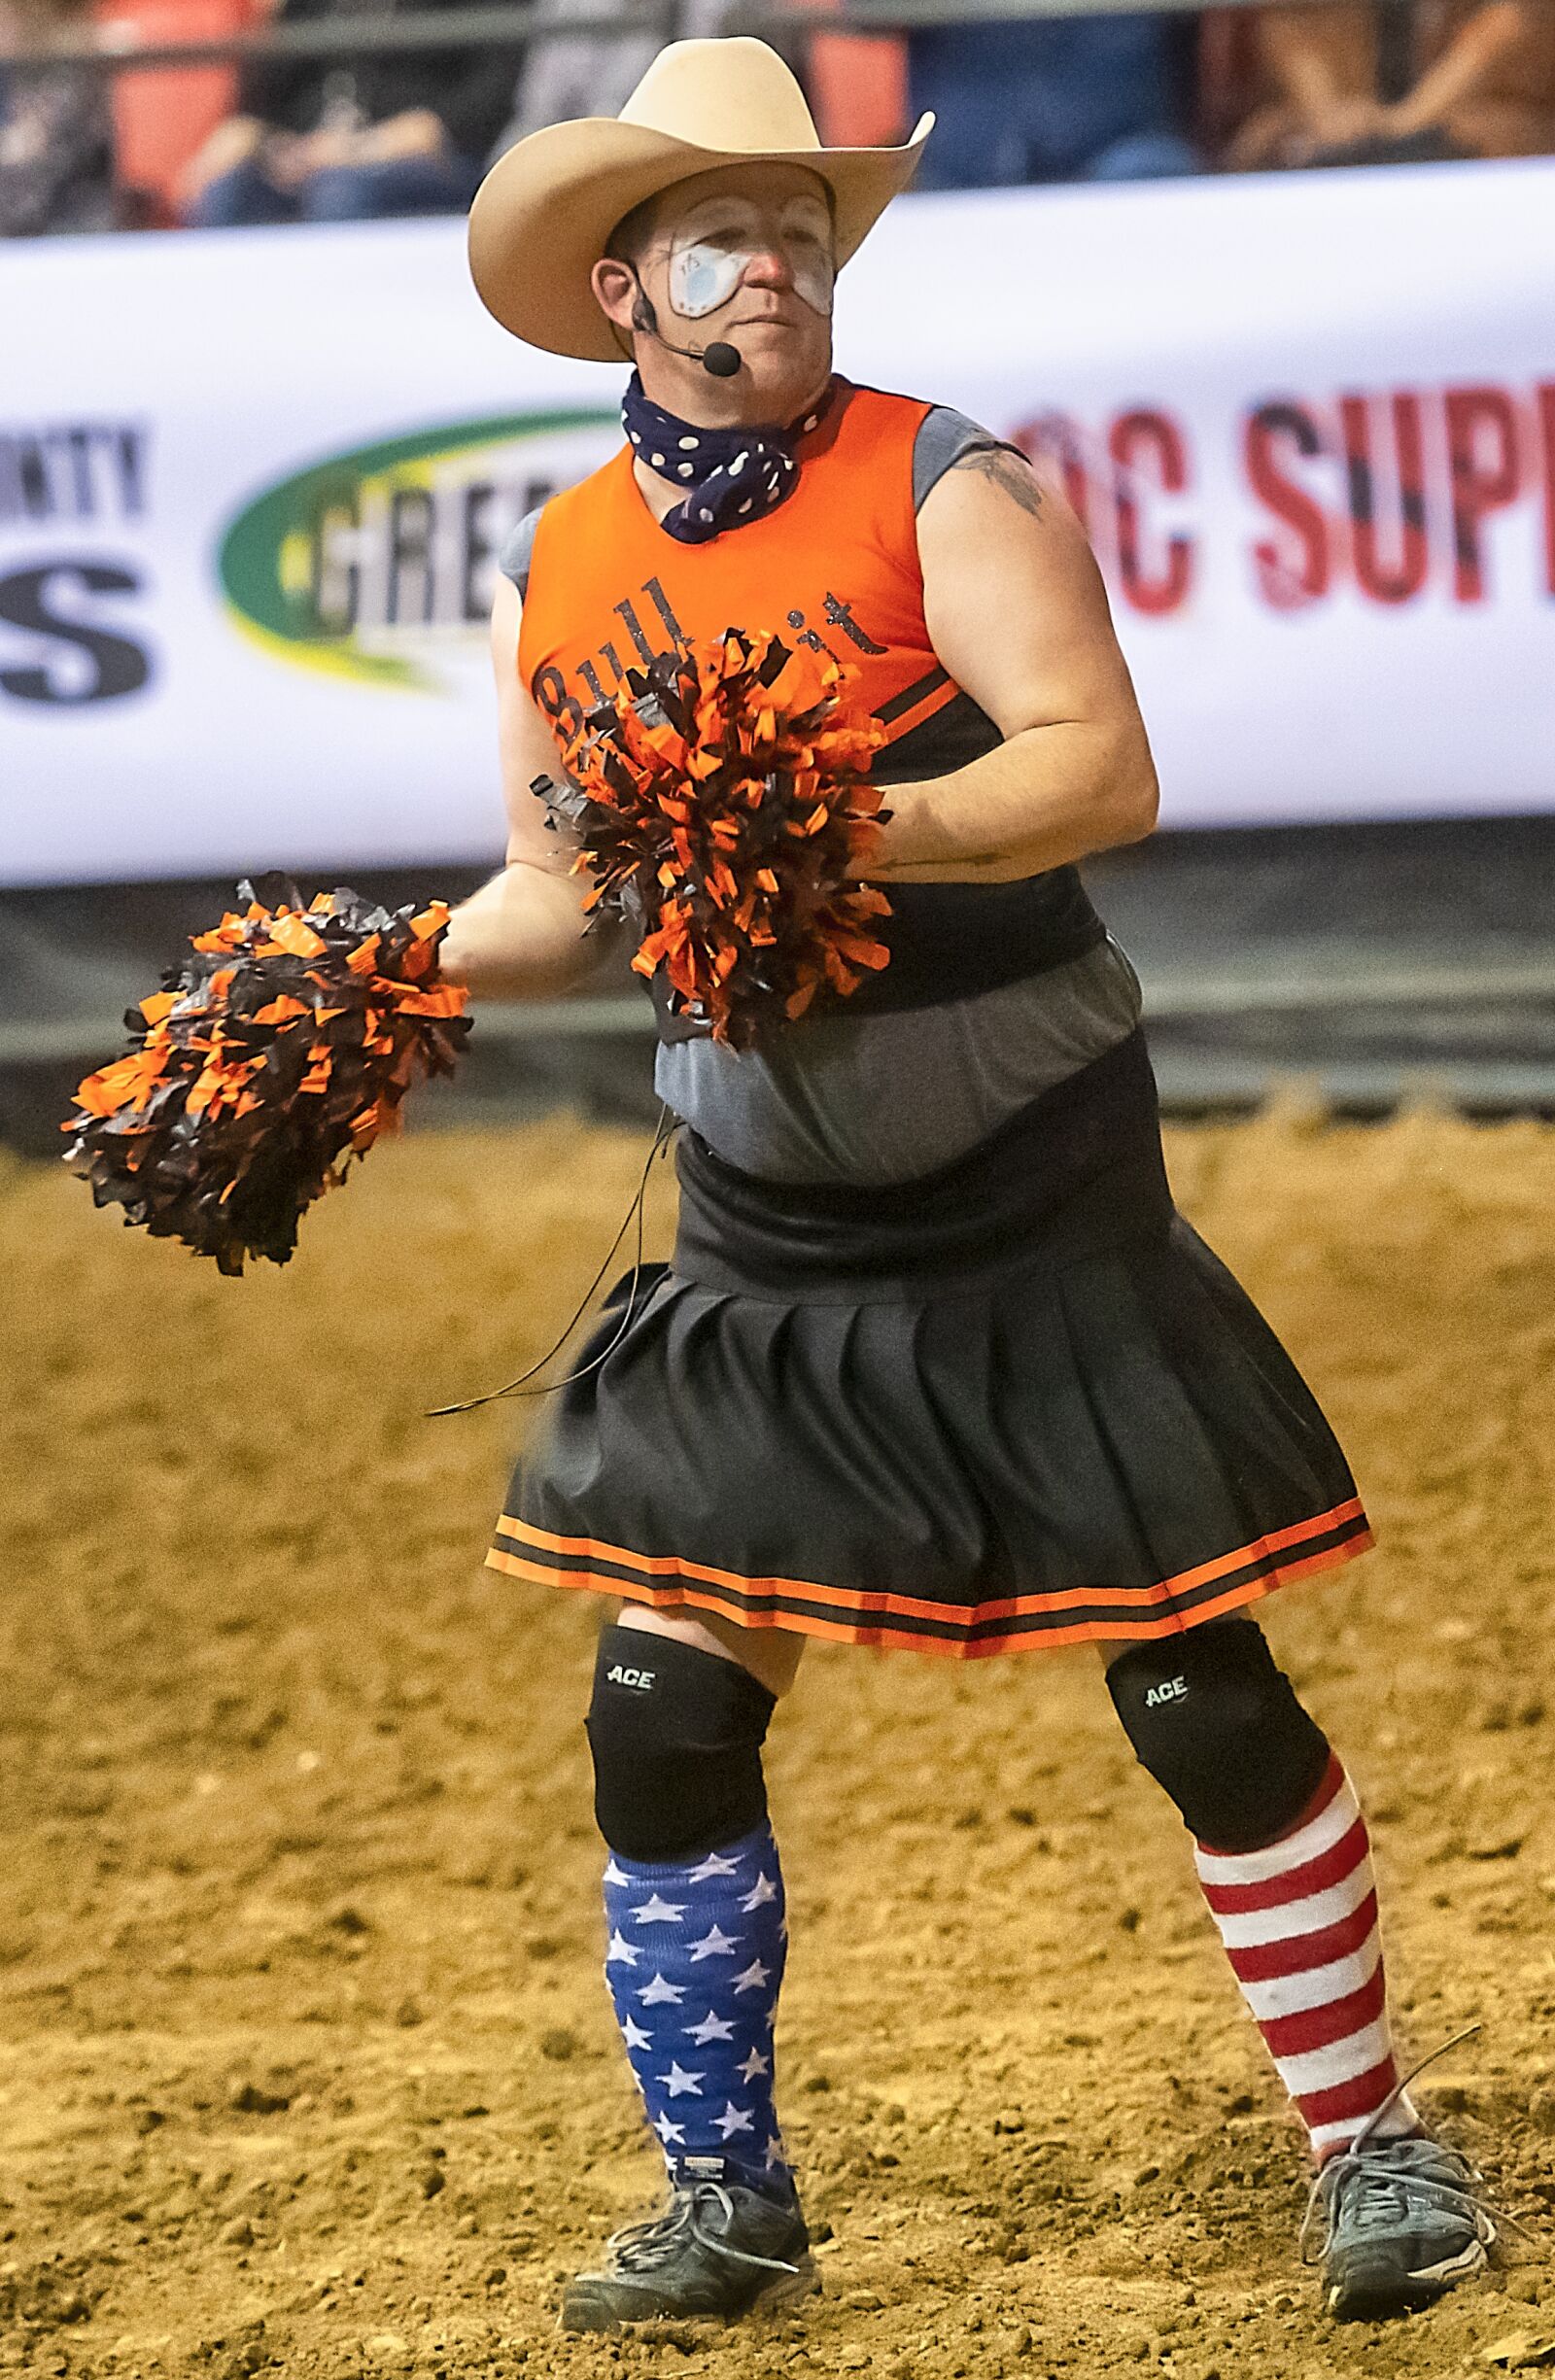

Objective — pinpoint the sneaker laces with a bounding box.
[605,2181,802,2279]
[1300,2024,1500,2266]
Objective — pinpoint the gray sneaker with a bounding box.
[1305,2135,1496,2320]
[560,2177,820,2332]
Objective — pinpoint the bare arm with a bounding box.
[438,575,603,1000]
[1257,5,1372,116]
[1227,8,1384,160]
[1385,0,1532,133]
[864,447,1158,884]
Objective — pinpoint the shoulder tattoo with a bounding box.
[956,443,1045,518]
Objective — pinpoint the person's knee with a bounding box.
[299,155,477,224]
[185,161,287,227]
[297,166,379,222]
[1104,1617,1330,1850]
[586,1623,777,1860]
[1080,130,1200,182]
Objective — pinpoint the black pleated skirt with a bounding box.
[487,1032,1371,1658]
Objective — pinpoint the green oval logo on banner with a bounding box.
[218,408,619,690]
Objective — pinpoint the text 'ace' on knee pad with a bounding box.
[586,1622,778,1861]
[1104,1616,1330,1852]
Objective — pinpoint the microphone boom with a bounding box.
[628,274,743,378]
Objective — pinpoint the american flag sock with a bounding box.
[601,1820,793,2200]
[1192,1755,1421,2163]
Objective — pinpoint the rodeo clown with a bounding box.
[445,38,1493,2333]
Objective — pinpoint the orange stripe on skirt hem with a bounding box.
[498,1497,1366,1623]
[482,1519,1374,1661]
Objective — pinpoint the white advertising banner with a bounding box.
[2,156,1552,886]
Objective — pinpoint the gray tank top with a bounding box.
[503,404,1142,1188]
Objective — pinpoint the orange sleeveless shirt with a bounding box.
[517,380,968,777]
[518,376,1105,1025]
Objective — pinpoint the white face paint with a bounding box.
[665,190,836,323]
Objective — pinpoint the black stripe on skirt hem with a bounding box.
[487,1505,1371,1649]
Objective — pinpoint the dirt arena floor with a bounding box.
[3,1099,1555,2380]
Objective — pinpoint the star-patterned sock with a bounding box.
[601,1820,792,2200]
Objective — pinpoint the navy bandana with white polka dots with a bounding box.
[621,370,829,545]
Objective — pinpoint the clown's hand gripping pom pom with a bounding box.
[535,629,891,1049]
[59,635,887,1278]
[61,884,471,1274]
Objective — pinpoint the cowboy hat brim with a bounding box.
[468,112,934,362]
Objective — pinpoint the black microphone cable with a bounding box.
[426,1105,678,1418]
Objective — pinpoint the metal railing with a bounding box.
[0,0,1414,82]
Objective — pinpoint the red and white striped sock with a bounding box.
[1193,1755,1420,2163]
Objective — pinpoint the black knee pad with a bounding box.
[1104,1618,1330,1851]
[585,1623,778,1861]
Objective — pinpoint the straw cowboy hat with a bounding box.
[468,37,933,362]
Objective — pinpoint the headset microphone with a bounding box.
[629,276,743,378]
[650,323,744,379]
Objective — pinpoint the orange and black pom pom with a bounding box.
[534,631,893,1051]
[61,879,470,1274]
